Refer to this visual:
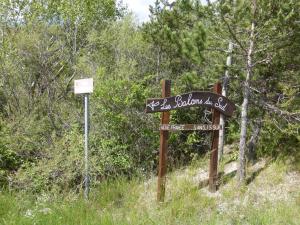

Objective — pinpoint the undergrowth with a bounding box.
[0,158,299,225]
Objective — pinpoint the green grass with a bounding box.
[0,159,299,225]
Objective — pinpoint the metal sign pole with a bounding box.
[74,78,93,200]
[84,94,89,199]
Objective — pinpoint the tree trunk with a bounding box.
[247,119,262,164]
[218,0,236,162]
[218,41,233,162]
[156,47,161,83]
[238,0,256,184]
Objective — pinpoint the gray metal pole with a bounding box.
[84,94,89,199]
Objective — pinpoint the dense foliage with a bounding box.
[0,0,299,192]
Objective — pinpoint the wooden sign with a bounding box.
[160,124,221,131]
[146,92,235,116]
[146,80,235,202]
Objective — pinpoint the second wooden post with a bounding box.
[209,82,222,192]
[157,80,171,202]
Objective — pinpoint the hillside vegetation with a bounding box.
[0,1,299,223]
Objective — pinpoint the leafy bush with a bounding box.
[0,118,20,187]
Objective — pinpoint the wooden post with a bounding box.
[157,80,171,202]
[209,82,222,192]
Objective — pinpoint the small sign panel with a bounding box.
[160,124,221,131]
[74,78,93,94]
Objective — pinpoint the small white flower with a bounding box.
[39,208,52,215]
[24,209,34,218]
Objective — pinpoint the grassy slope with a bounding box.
[0,157,299,225]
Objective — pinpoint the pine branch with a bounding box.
[221,15,247,53]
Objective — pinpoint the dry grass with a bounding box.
[1,156,299,225]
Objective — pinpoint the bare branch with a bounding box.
[249,87,300,123]
[251,56,272,67]
[204,47,229,53]
[263,102,300,123]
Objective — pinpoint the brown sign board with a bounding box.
[160,124,221,131]
[148,81,235,201]
[146,92,235,117]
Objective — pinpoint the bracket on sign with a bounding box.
[160,124,222,131]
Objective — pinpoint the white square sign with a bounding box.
[74,78,93,94]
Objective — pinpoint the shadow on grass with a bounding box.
[246,159,269,185]
[218,170,236,188]
[246,167,264,185]
[217,159,270,188]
